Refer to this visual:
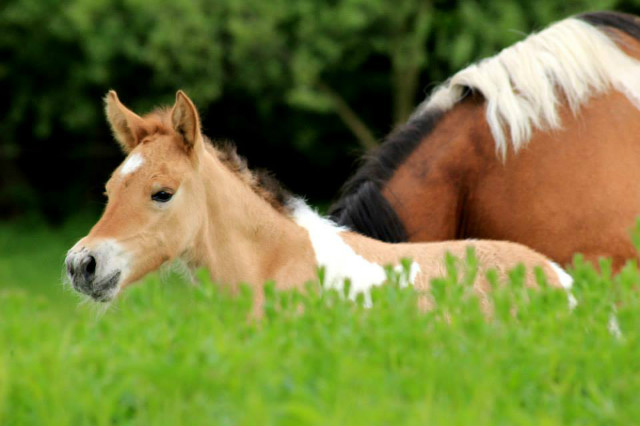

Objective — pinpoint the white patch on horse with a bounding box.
[549,261,577,309]
[414,18,640,159]
[608,309,623,339]
[289,198,419,306]
[120,153,145,176]
[394,262,421,288]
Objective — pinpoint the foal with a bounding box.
[65,91,572,307]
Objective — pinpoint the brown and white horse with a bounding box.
[330,11,640,270]
[65,91,571,308]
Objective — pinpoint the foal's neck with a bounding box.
[195,151,317,289]
[194,147,419,303]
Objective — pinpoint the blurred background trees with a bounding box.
[0,0,631,223]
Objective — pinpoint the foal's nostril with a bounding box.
[87,256,96,275]
[81,255,97,282]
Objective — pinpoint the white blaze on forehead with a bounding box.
[120,153,145,176]
[290,198,420,306]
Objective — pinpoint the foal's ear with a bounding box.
[104,91,147,153]
[171,90,202,153]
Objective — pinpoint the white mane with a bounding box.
[414,17,640,159]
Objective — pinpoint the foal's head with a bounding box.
[65,91,211,301]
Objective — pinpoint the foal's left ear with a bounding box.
[105,90,148,153]
[171,90,202,153]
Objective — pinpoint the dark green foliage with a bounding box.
[1,0,633,220]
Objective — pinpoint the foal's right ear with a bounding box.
[104,91,147,153]
[171,90,203,154]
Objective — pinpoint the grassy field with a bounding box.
[1,219,640,426]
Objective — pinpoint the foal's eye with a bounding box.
[151,190,173,203]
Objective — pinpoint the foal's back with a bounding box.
[341,233,570,292]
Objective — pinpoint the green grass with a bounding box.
[1,220,640,425]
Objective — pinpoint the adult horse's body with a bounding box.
[65,91,571,307]
[330,11,640,269]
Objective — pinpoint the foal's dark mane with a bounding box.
[329,10,640,243]
[208,140,293,214]
[145,107,293,214]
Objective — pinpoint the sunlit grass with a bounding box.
[1,220,640,425]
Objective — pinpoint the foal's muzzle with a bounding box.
[65,241,126,302]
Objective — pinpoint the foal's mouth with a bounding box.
[84,271,122,302]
